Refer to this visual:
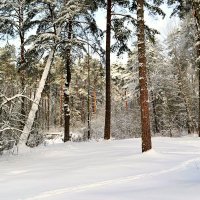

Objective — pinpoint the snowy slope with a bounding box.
[0,136,200,200]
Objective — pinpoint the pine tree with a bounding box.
[137,0,152,152]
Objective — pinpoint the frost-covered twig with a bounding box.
[0,127,23,134]
[0,94,32,108]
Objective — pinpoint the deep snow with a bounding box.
[0,136,200,200]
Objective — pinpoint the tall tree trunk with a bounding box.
[19,1,26,130]
[137,0,152,152]
[60,82,63,127]
[104,0,112,140]
[87,47,91,140]
[81,81,86,123]
[63,20,72,142]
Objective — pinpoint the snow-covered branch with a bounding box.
[0,94,32,108]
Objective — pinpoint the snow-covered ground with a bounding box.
[1,136,200,200]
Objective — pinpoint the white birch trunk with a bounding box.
[19,49,55,144]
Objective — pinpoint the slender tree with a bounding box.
[63,20,72,142]
[104,0,112,140]
[87,46,91,140]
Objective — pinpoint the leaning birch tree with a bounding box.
[19,48,57,144]
[19,0,61,144]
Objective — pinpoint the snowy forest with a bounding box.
[0,0,199,152]
[0,0,200,199]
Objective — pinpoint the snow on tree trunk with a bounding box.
[63,20,72,142]
[19,49,56,145]
[137,0,152,152]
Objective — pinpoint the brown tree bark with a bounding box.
[63,20,72,142]
[137,0,152,152]
[104,0,112,140]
